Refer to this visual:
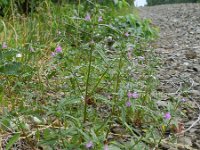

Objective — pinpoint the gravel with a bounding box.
[139,3,200,149]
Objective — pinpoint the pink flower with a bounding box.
[127,92,132,99]
[126,101,131,107]
[125,32,129,37]
[98,16,103,22]
[128,92,139,99]
[51,52,56,57]
[85,13,91,21]
[86,141,93,149]
[29,46,34,52]
[55,45,62,53]
[2,42,7,49]
[104,144,109,150]
[132,92,139,99]
[164,112,171,120]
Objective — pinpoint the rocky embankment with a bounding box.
[139,3,200,150]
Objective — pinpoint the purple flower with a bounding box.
[85,13,91,21]
[86,141,93,149]
[132,92,139,99]
[2,42,7,49]
[127,92,132,99]
[128,92,139,99]
[29,46,34,52]
[98,16,103,22]
[51,52,56,57]
[55,45,62,53]
[138,56,145,61]
[181,98,186,102]
[126,101,131,107]
[164,112,171,120]
[104,144,109,150]
[125,32,129,37]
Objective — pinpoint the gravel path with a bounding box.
[139,3,200,149]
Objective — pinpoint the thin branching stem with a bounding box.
[106,49,124,139]
[83,45,93,123]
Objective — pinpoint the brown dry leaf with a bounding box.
[170,122,185,134]
[85,96,96,106]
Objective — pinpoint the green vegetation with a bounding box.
[147,0,199,6]
[0,0,187,149]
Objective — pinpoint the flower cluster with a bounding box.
[126,92,139,107]
[128,91,139,99]
[85,13,103,22]
[52,45,62,57]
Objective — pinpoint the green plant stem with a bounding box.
[76,0,81,47]
[83,46,93,123]
[11,0,14,23]
[156,100,180,148]
[89,65,112,95]
[156,119,172,148]
[112,56,123,115]
[15,117,36,150]
[105,51,123,139]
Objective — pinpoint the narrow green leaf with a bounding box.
[6,133,20,150]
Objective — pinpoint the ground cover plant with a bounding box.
[0,0,188,149]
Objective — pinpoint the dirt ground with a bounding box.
[139,3,200,149]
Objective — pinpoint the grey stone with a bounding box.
[156,100,168,107]
[185,50,197,59]
[178,137,193,147]
[189,90,200,97]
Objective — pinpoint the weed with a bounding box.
[0,0,185,149]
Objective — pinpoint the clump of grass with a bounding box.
[0,0,186,149]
